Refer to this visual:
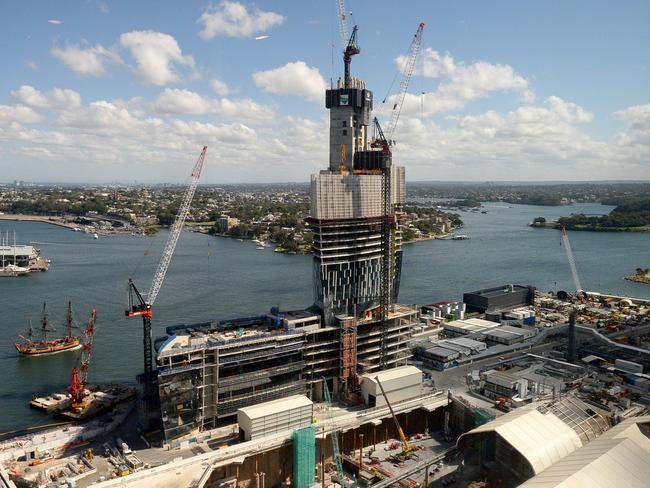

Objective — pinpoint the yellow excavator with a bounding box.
[375,376,411,458]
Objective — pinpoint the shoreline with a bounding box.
[0,214,77,230]
[625,275,650,285]
[529,220,650,233]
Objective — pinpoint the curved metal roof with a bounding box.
[519,417,650,488]
[457,406,583,474]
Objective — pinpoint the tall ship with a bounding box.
[15,302,82,356]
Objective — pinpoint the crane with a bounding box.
[126,145,208,375]
[560,225,582,363]
[322,378,348,488]
[335,0,360,88]
[383,22,425,142]
[374,376,411,457]
[69,309,97,405]
[560,225,582,294]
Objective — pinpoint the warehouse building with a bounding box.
[237,395,313,441]
[417,345,460,370]
[443,318,500,337]
[360,365,422,407]
[463,284,535,313]
[441,337,487,355]
[484,325,537,345]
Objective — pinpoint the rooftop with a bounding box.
[237,394,313,420]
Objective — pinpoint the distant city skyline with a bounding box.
[0,0,648,183]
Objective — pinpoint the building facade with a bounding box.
[309,77,406,325]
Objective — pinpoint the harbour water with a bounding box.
[1,202,649,433]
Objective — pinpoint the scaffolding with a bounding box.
[340,317,357,394]
[293,426,316,488]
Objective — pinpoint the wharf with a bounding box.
[0,214,76,230]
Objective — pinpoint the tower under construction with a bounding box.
[150,19,419,443]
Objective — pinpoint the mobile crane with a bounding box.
[375,376,412,458]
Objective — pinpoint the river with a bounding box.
[1,202,649,432]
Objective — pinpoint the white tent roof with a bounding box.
[458,406,583,474]
[519,417,650,488]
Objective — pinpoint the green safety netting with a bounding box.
[293,425,316,488]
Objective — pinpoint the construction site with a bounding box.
[2,2,650,488]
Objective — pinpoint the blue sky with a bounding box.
[0,0,648,183]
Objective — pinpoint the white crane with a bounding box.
[385,22,425,142]
[126,145,208,374]
[560,225,582,294]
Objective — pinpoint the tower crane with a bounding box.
[560,225,583,362]
[382,22,425,143]
[69,309,97,405]
[373,22,425,368]
[335,0,360,88]
[560,225,582,295]
[126,145,207,376]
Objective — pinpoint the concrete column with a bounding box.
[358,433,364,468]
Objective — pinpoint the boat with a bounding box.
[92,233,99,239]
[0,264,30,277]
[0,231,49,272]
[256,245,265,250]
[15,302,82,356]
[452,234,470,240]
[56,384,137,420]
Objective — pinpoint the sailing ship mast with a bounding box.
[66,301,73,339]
[41,302,55,343]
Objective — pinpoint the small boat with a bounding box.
[93,233,99,239]
[15,302,82,356]
[452,234,470,240]
[256,245,265,250]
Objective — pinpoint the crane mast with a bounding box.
[126,145,208,375]
[386,22,425,141]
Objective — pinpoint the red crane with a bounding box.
[69,309,97,405]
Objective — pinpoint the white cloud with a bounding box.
[56,100,140,130]
[51,43,122,77]
[391,48,534,118]
[151,88,275,123]
[614,102,650,148]
[47,19,63,25]
[253,61,326,102]
[25,60,38,70]
[198,1,284,40]
[210,79,230,96]
[0,104,43,124]
[11,85,82,111]
[120,31,196,85]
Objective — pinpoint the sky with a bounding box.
[0,0,648,184]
